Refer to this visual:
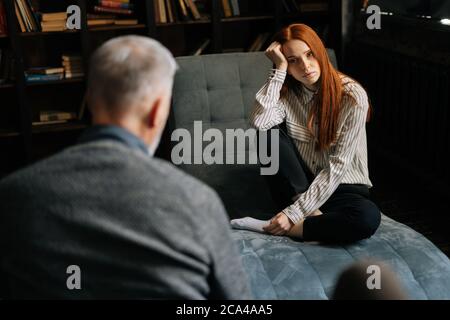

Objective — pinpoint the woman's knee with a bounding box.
[353,201,381,239]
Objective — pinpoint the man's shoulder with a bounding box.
[0,140,220,207]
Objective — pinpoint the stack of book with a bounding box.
[24,67,64,83]
[62,54,84,79]
[33,110,78,126]
[89,0,138,27]
[40,12,67,32]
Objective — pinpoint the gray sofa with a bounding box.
[170,51,450,299]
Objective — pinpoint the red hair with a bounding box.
[274,24,370,151]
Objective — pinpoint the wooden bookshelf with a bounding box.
[25,78,84,87]
[0,82,14,89]
[156,19,211,27]
[0,129,20,138]
[31,121,88,134]
[0,0,342,173]
[221,15,274,23]
[89,24,147,32]
[19,29,80,37]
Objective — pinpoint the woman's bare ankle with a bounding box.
[287,219,304,238]
[310,209,323,217]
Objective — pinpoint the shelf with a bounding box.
[19,30,80,37]
[89,24,147,32]
[0,34,8,39]
[0,129,20,138]
[283,11,330,19]
[221,16,275,23]
[25,77,85,87]
[156,19,211,27]
[0,82,14,89]
[32,121,88,134]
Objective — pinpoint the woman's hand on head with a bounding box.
[263,212,294,236]
[265,42,288,72]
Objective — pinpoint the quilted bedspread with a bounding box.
[232,214,450,299]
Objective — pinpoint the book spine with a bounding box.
[93,6,133,15]
[221,0,232,18]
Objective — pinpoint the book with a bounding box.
[185,0,201,20]
[221,0,232,18]
[41,25,66,32]
[32,120,68,126]
[26,67,65,75]
[87,13,117,20]
[25,73,64,83]
[0,0,8,35]
[177,0,189,21]
[230,0,240,16]
[88,19,115,26]
[158,0,167,23]
[98,0,133,9]
[114,19,138,25]
[165,0,174,23]
[14,1,26,32]
[190,38,210,55]
[39,110,77,122]
[41,20,66,28]
[248,32,271,52]
[94,6,133,15]
[41,11,67,22]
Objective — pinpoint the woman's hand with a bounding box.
[263,212,294,236]
[265,41,288,72]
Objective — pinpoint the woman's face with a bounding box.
[282,39,321,91]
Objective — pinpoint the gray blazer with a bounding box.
[0,140,251,299]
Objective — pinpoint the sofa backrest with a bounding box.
[170,50,337,219]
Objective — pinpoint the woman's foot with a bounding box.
[230,217,270,233]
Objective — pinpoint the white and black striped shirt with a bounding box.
[250,69,372,224]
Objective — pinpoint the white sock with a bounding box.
[230,217,270,233]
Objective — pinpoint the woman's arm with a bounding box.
[249,69,287,130]
[283,86,370,224]
[250,42,288,130]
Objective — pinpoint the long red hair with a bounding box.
[274,24,370,151]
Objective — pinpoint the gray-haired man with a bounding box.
[0,36,251,299]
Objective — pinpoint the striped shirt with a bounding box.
[250,69,372,224]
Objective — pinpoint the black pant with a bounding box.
[259,124,381,243]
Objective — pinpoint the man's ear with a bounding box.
[147,97,162,128]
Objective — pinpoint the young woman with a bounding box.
[231,24,381,243]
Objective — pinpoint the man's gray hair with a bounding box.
[88,35,177,112]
